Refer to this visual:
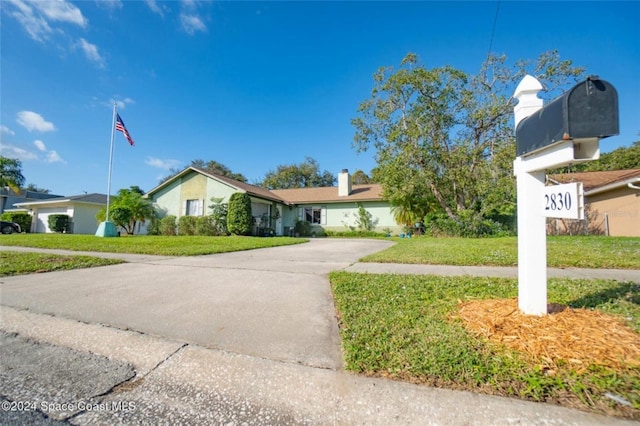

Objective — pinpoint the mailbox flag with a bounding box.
[115,113,135,146]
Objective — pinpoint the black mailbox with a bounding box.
[516,77,619,156]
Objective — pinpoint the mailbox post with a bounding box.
[513,75,618,315]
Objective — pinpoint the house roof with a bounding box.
[271,184,384,204]
[549,169,640,193]
[14,193,108,207]
[145,166,386,205]
[145,166,286,204]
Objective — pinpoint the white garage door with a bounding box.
[36,207,69,233]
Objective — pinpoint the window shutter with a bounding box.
[321,207,327,225]
[298,207,303,221]
[181,201,187,216]
[199,199,204,216]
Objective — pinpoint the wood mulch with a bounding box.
[455,298,640,372]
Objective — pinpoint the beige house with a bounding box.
[548,169,640,236]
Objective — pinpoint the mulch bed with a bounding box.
[456,298,640,372]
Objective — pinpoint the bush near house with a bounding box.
[227,193,253,236]
[159,215,177,236]
[48,214,70,233]
[195,216,216,236]
[178,216,197,236]
[0,212,31,233]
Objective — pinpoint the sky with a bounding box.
[1,1,639,197]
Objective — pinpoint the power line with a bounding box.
[485,0,501,63]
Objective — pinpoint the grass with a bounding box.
[330,271,640,418]
[360,236,640,269]
[0,252,124,276]
[0,234,308,256]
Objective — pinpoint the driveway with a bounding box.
[0,239,393,370]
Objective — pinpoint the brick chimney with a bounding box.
[338,169,352,196]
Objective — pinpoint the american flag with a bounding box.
[115,113,135,146]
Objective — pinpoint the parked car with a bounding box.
[0,221,21,234]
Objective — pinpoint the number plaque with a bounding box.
[541,182,584,220]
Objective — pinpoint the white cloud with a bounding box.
[0,144,38,161]
[77,38,105,68]
[145,0,167,17]
[1,125,16,136]
[45,150,66,164]
[6,0,53,41]
[96,0,123,11]
[180,13,206,35]
[31,0,87,27]
[145,157,182,170]
[105,97,135,110]
[16,111,56,132]
[34,140,47,151]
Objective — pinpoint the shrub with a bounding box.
[48,214,70,233]
[146,216,161,235]
[0,212,31,233]
[159,215,177,236]
[227,193,253,235]
[195,216,216,236]
[324,230,386,238]
[294,220,312,237]
[177,216,197,236]
[424,210,512,238]
[209,198,229,236]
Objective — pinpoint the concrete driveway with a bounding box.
[0,239,393,370]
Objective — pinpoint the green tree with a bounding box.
[554,140,640,173]
[261,157,336,189]
[96,186,157,235]
[352,51,584,222]
[351,169,373,184]
[227,193,253,235]
[24,184,51,194]
[1,156,25,193]
[161,159,247,184]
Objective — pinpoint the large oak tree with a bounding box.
[352,51,585,222]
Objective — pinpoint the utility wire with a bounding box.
[485,0,501,64]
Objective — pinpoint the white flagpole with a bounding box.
[105,103,117,222]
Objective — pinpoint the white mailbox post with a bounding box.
[513,75,618,315]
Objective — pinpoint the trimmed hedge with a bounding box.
[0,212,31,233]
[48,214,70,233]
[227,193,253,236]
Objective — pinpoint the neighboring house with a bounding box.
[145,167,400,236]
[548,169,640,236]
[0,189,63,215]
[13,194,108,234]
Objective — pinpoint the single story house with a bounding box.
[145,167,399,236]
[13,193,108,234]
[547,169,640,236]
[0,189,62,214]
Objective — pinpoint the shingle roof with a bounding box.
[146,166,386,205]
[14,193,108,206]
[191,167,286,203]
[271,184,384,204]
[549,169,640,192]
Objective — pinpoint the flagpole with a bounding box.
[105,103,117,223]
[96,104,119,237]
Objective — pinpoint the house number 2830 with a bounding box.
[544,192,572,211]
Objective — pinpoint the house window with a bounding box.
[300,206,326,225]
[184,199,203,216]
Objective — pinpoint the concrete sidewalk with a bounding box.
[345,262,640,282]
[2,307,635,425]
[1,241,638,424]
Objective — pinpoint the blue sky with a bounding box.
[1,1,639,196]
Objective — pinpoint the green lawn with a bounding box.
[330,271,640,418]
[0,234,307,256]
[0,252,125,276]
[360,236,640,269]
